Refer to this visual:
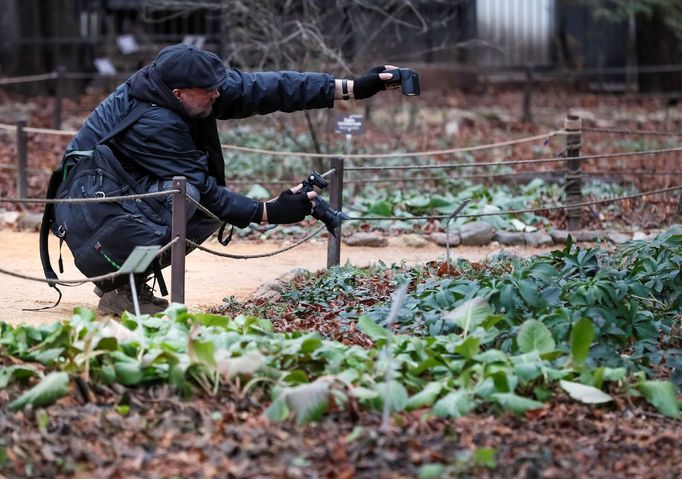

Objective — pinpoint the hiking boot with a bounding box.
[98,283,169,316]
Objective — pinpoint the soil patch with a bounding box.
[0,229,555,326]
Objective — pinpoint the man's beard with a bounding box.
[185,104,212,119]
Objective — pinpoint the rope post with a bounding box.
[53,66,65,130]
[170,176,187,304]
[16,119,28,200]
[522,65,534,123]
[327,156,344,269]
[564,114,583,231]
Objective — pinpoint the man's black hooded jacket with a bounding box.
[67,64,335,227]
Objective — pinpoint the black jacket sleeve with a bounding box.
[212,70,335,119]
[114,109,261,228]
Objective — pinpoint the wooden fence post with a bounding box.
[564,114,582,231]
[171,176,187,304]
[16,119,27,199]
[522,65,534,123]
[53,66,65,130]
[327,156,344,269]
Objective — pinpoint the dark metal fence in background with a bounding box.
[0,0,224,95]
[3,0,681,98]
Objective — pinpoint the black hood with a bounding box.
[127,64,189,118]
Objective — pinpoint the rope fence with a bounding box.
[218,131,562,159]
[343,146,682,172]
[0,72,56,85]
[0,237,180,286]
[1,106,681,310]
[0,190,178,205]
[186,225,326,259]
[346,185,682,222]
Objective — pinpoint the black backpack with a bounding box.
[40,103,171,295]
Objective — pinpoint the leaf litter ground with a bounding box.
[1,381,681,478]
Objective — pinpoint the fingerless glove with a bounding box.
[352,65,387,100]
[265,190,312,224]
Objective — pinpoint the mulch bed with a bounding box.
[1,380,680,478]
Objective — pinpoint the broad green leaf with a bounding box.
[603,367,626,382]
[265,395,290,422]
[639,380,680,418]
[517,279,540,307]
[474,349,509,364]
[282,370,309,384]
[0,365,41,388]
[99,320,138,342]
[375,380,409,412]
[215,351,265,379]
[115,361,143,386]
[350,387,380,401]
[406,382,443,410]
[189,339,216,367]
[94,337,118,352]
[193,314,229,329]
[368,200,393,217]
[533,386,552,401]
[357,315,390,341]
[516,320,555,354]
[98,363,116,384]
[515,363,541,383]
[491,371,515,393]
[164,303,189,322]
[481,314,504,331]
[443,297,493,337]
[9,372,70,411]
[570,318,594,366]
[169,363,193,397]
[300,336,322,354]
[285,380,330,424]
[491,392,544,415]
[433,390,475,417]
[455,336,480,360]
[560,380,613,404]
[28,348,64,365]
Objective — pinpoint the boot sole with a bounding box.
[97,300,166,316]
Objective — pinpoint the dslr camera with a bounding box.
[299,171,349,236]
[383,68,420,96]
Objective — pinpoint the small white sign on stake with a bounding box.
[335,114,365,135]
[183,35,206,49]
[94,58,117,75]
[116,34,140,55]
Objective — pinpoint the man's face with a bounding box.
[172,87,220,118]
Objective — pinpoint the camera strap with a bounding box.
[217,222,234,246]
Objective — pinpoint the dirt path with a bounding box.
[0,229,555,326]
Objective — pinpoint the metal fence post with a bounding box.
[327,156,344,268]
[16,119,27,199]
[53,66,65,130]
[171,176,187,304]
[564,114,582,231]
